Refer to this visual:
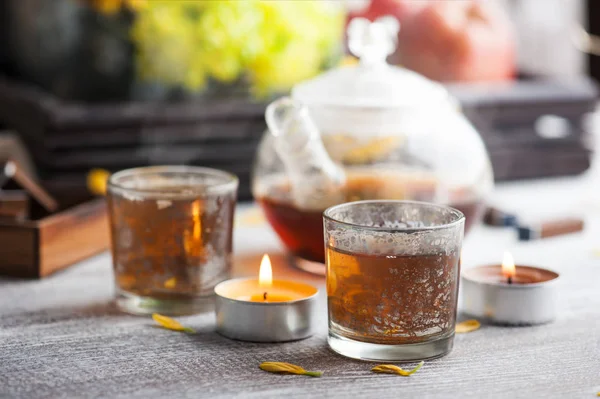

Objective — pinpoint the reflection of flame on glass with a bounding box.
[259,254,273,288]
[192,200,201,240]
[502,251,516,282]
[184,200,203,257]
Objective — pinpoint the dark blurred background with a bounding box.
[0,0,598,201]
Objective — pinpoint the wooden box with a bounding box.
[0,78,265,201]
[446,76,597,181]
[0,196,109,278]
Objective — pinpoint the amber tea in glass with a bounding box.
[324,200,464,361]
[107,166,238,315]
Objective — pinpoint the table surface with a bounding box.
[2,163,600,398]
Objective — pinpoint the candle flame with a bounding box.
[502,251,516,279]
[259,254,273,288]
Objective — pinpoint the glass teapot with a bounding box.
[252,17,493,274]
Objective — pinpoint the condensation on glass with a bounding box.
[107,166,238,315]
[324,200,464,362]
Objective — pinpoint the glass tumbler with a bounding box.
[324,200,464,361]
[107,166,238,315]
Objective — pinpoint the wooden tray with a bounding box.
[0,197,109,278]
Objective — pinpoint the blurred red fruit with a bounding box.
[397,1,516,82]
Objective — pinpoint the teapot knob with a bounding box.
[348,16,399,66]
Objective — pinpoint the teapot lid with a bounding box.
[292,16,448,108]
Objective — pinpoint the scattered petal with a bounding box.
[372,361,424,376]
[152,313,195,333]
[86,168,110,196]
[456,319,481,333]
[259,362,322,377]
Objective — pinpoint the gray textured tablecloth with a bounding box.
[2,169,600,398]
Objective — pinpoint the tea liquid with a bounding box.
[326,246,460,345]
[258,172,483,263]
[108,186,236,299]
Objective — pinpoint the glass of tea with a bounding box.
[324,200,464,361]
[107,166,238,315]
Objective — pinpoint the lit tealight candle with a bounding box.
[502,251,515,284]
[461,251,560,325]
[214,254,319,342]
[238,255,298,302]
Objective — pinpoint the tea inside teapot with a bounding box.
[255,168,484,266]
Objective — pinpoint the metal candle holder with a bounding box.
[462,265,560,325]
[214,278,319,342]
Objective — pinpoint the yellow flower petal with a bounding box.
[372,361,424,376]
[86,168,111,196]
[152,313,195,333]
[259,362,322,377]
[455,319,481,334]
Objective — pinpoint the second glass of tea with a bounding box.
[324,200,464,362]
[107,166,238,315]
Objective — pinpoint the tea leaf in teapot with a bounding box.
[342,136,404,164]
